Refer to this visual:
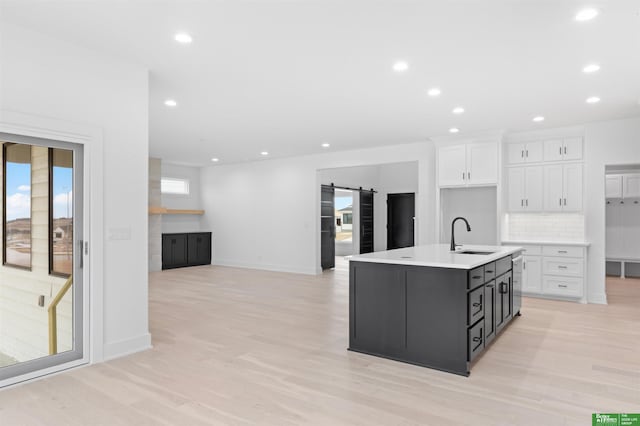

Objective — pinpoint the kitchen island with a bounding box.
[348,244,523,376]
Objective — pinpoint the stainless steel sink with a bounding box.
[456,250,497,255]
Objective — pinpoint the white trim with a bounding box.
[0,109,104,385]
[103,334,152,361]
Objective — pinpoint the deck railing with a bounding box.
[48,275,72,355]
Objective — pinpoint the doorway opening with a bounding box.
[335,189,354,257]
[0,135,84,383]
[605,165,640,298]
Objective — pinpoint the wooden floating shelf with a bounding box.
[149,206,205,215]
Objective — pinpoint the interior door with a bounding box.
[320,185,335,270]
[359,191,374,254]
[387,193,415,250]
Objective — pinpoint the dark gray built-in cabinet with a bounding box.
[162,232,212,270]
[349,254,520,376]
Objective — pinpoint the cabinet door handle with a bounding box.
[521,150,524,158]
[521,199,524,207]
[559,147,562,155]
[559,198,562,206]
[526,199,528,207]
[462,172,465,180]
[564,198,567,206]
[564,146,567,155]
[468,172,471,180]
[526,149,529,157]
[523,261,526,270]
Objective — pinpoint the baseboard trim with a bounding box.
[587,292,608,305]
[213,259,317,275]
[103,333,152,361]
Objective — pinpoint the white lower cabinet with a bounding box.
[504,243,587,302]
[523,255,542,293]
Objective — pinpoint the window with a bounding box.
[49,148,73,276]
[3,143,32,269]
[343,213,353,225]
[161,177,189,195]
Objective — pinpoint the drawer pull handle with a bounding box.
[486,270,493,273]
[473,302,482,307]
[486,284,494,288]
[472,275,482,279]
[558,265,568,269]
[558,250,568,253]
[558,284,568,288]
[473,337,482,342]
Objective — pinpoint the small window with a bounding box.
[343,213,353,225]
[49,147,73,276]
[161,178,189,195]
[3,143,32,269]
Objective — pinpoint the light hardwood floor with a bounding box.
[1,259,639,425]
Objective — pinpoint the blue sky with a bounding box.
[5,162,73,220]
[335,196,352,210]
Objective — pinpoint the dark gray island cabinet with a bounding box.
[348,245,523,376]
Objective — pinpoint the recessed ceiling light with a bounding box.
[211,158,219,162]
[164,99,177,107]
[575,8,599,21]
[321,143,330,148]
[427,87,441,97]
[174,33,193,43]
[582,63,600,73]
[586,96,601,104]
[452,107,465,114]
[392,61,409,72]
[533,116,545,122]
[449,127,459,133]
[260,151,269,156]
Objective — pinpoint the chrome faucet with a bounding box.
[450,217,471,251]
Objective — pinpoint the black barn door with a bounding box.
[359,191,374,254]
[387,193,415,250]
[321,185,335,269]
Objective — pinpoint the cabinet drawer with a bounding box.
[543,257,584,277]
[542,246,583,258]
[519,245,542,255]
[543,276,584,298]
[468,319,485,361]
[483,262,496,281]
[495,256,512,277]
[468,266,485,289]
[468,286,485,326]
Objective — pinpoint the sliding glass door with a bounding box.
[0,134,84,382]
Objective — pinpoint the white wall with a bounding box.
[161,163,203,234]
[440,187,497,246]
[585,116,640,304]
[200,142,435,274]
[0,23,151,360]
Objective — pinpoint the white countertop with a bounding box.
[349,244,523,270]
[502,239,590,247]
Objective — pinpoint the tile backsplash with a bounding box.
[504,213,585,242]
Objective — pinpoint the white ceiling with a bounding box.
[2,0,639,166]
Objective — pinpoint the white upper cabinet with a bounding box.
[543,139,564,162]
[543,165,564,211]
[438,145,467,187]
[605,175,623,198]
[507,141,543,164]
[543,137,583,162]
[438,142,497,187]
[563,137,583,161]
[563,163,583,211]
[543,164,583,211]
[623,174,640,198]
[467,142,498,185]
[507,166,543,211]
